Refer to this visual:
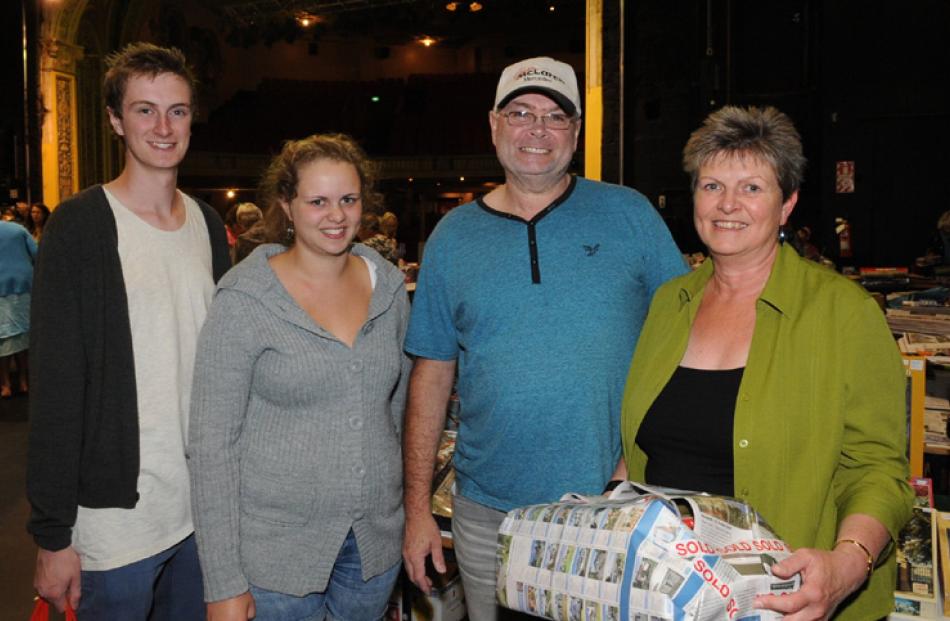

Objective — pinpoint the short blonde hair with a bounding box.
[379,211,398,237]
[235,202,262,227]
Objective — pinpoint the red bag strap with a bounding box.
[29,599,48,621]
[30,598,77,621]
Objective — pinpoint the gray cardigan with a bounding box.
[188,243,411,601]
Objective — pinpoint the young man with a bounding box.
[26,42,230,619]
[402,57,687,620]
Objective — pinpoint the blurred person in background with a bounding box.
[379,211,403,265]
[29,203,51,243]
[0,219,37,398]
[13,200,30,226]
[230,202,263,263]
[359,211,398,264]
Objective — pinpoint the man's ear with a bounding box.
[488,110,500,148]
[107,107,124,137]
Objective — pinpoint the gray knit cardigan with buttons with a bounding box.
[188,242,411,602]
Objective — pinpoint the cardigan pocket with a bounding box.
[240,469,317,526]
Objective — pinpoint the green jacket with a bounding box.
[621,243,912,619]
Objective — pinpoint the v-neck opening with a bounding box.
[475,175,577,284]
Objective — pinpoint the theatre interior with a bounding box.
[1,0,949,619]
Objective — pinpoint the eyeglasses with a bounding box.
[498,109,576,130]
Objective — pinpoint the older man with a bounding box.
[402,57,687,619]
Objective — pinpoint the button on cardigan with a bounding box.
[188,243,411,602]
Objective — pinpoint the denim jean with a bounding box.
[249,530,400,621]
[77,533,204,620]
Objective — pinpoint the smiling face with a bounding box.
[489,93,580,188]
[693,152,797,264]
[281,158,363,258]
[108,72,193,173]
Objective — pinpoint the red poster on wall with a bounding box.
[836,161,855,193]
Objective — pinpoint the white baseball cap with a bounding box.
[494,56,581,116]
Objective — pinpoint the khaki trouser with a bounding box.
[451,494,535,621]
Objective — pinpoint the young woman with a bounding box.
[29,203,50,242]
[189,133,411,621]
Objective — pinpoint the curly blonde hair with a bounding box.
[259,133,381,245]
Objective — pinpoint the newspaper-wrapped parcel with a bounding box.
[496,482,800,620]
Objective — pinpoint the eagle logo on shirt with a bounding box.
[583,244,600,256]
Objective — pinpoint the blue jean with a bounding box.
[77,533,204,620]
[249,530,400,621]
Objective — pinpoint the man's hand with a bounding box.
[34,546,81,613]
[403,511,446,592]
[207,592,256,621]
[402,358,455,593]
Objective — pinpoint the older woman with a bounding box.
[188,133,411,621]
[620,106,911,620]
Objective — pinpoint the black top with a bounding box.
[635,366,744,497]
[26,185,231,550]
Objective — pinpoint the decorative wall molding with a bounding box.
[41,38,85,74]
[55,75,76,200]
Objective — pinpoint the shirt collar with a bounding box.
[677,243,802,320]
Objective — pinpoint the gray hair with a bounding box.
[683,106,806,201]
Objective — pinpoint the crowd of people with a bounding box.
[16,42,911,621]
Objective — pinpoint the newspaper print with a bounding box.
[497,483,800,621]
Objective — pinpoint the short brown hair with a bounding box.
[682,106,806,201]
[103,42,197,118]
[259,133,381,245]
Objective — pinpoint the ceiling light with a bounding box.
[296,12,318,27]
[226,189,236,199]
[469,2,483,11]
[418,35,437,47]
[445,2,459,10]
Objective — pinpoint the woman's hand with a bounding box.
[754,544,869,620]
[207,592,256,621]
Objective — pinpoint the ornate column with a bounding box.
[39,37,84,207]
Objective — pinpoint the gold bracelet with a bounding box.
[834,538,874,580]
